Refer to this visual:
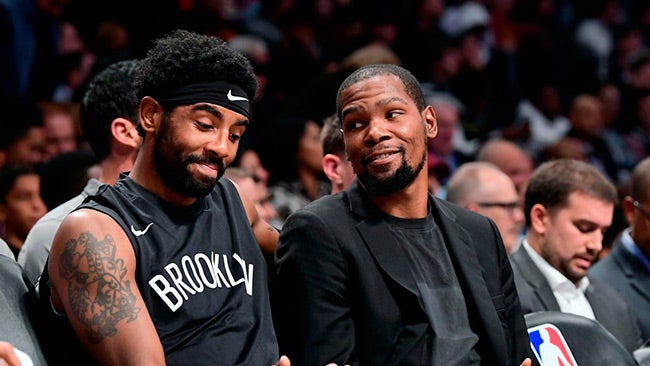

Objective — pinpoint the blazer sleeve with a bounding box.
[271,207,356,366]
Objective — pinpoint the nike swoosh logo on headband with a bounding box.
[227,90,249,102]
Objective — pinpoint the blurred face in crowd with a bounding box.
[297,120,323,175]
[0,173,47,247]
[42,109,77,160]
[428,102,457,156]
[7,127,45,166]
[469,169,524,254]
[239,149,269,184]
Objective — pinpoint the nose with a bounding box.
[364,118,390,146]
[586,231,604,254]
[205,130,232,159]
[512,206,525,224]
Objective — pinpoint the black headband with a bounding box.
[154,81,250,118]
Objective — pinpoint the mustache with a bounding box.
[361,145,405,165]
[185,154,225,171]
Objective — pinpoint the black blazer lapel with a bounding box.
[345,182,420,299]
[432,199,508,360]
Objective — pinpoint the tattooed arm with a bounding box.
[48,209,165,366]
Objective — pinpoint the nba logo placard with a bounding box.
[528,323,578,366]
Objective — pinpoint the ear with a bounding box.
[530,203,549,234]
[322,154,343,185]
[111,118,141,148]
[622,196,636,225]
[423,105,437,139]
[139,96,163,133]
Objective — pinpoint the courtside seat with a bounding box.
[0,246,48,366]
[525,311,638,366]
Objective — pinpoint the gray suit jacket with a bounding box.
[510,245,643,352]
[590,235,650,343]
[272,181,533,365]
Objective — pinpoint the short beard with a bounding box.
[361,149,426,197]
[153,114,224,198]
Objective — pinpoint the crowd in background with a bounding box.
[2,0,650,252]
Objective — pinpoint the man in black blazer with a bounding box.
[510,159,643,352]
[272,64,533,365]
[590,157,650,343]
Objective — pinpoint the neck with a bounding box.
[370,178,430,219]
[98,152,137,185]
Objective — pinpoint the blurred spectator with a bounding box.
[0,165,47,259]
[573,0,621,83]
[37,101,80,161]
[590,156,650,341]
[320,113,355,195]
[540,136,588,162]
[447,161,525,254]
[427,152,451,197]
[0,0,72,100]
[18,59,140,285]
[52,20,96,102]
[511,82,570,157]
[38,149,97,210]
[224,167,278,230]
[565,94,622,182]
[262,117,328,226]
[0,100,45,167]
[625,90,650,167]
[476,138,534,196]
[426,94,473,180]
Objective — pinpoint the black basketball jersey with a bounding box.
[39,175,279,365]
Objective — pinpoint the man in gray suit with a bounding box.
[510,158,643,352]
[590,157,650,343]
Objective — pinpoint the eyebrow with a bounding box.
[340,97,409,119]
[192,104,249,127]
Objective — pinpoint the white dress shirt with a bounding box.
[522,241,596,320]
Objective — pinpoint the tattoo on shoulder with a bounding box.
[59,232,140,343]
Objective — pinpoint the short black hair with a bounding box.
[0,100,43,150]
[0,165,38,204]
[336,64,425,119]
[135,30,257,105]
[80,59,140,161]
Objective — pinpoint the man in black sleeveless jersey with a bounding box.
[42,30,287,366]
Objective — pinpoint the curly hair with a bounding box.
[81,59,140,161]
[135,30,257,104]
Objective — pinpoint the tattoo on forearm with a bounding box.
[59,232,140,343]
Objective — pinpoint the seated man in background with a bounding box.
[590,156,650,343]
[446,161,525,254]
[510,158,643,352]
[319,113,355,194]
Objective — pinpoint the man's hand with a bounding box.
[0,341,21,366]
[520,357,532,366]
[275,355,290,366]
